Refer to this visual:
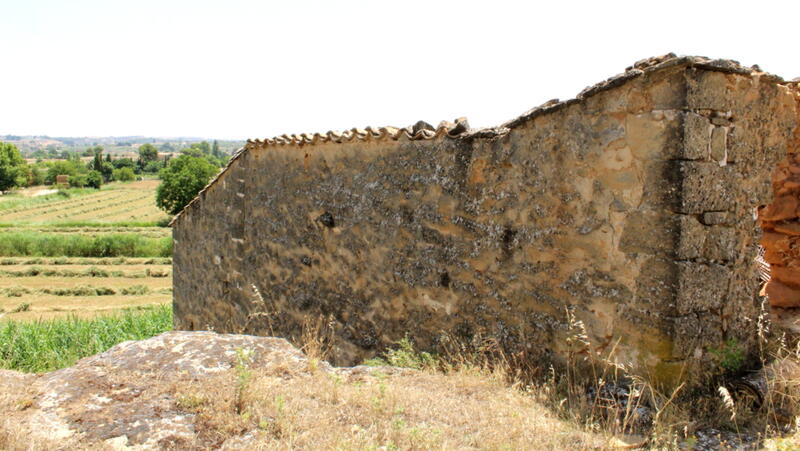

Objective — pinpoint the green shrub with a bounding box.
[364,336,437,370]
[709,339,746,373]
[69,174,87,188]
[112,167,136,182]
[86,170,103,189]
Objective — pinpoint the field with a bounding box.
[0,179,173,322]
[0,179,169,226]
[0,304,171,372]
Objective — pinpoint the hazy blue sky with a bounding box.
[1,0,797,139]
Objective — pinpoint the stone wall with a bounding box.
[173,56,799,388]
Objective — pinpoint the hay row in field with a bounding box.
[48,194,153,222]
[1,285,172,297]
[0,257,171,265]
[0,267,170,278]
[24,194,152,222]
[0,226,170,234]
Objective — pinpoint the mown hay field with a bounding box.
[0,179,173,322]
[0,179,169,226]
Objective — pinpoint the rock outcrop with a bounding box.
[0,331,327,450]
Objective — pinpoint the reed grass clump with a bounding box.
[0,304,172,372]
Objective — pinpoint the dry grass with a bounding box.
[0,275,171,290]
[0,267,171,321]
[0,292,170,322]
[172,360,605,450]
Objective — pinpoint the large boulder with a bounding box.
[0,331,324,449]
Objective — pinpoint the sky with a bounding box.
[1,0,798,140]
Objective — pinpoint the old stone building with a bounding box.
[171,54,800,387]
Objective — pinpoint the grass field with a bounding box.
[0,304,172,372]
[0,179,169,226]
[0,179,173,322]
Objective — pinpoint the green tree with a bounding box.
[86,170,103,189]
[180,147,204,158]
[45,160,80,184]
[113,167,135,182]
[84,145,103,157]
[138,144,159,163]
[28,165,47,186]
[195,141,211,154]
[92,150,103,171]
[112,158,136,170]
[0,142,28,192]
[69,173,88,188]
[156,155,218,215]
[99,162,114,182]
[143,160,163,173]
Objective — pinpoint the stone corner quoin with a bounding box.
[170,54,800,389]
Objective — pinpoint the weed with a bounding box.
[241,283,276,336]
[176,393,208,412]
[234,348,254,415]
[709,339,746,373]
[364,336,436,370]
[299,315,334,361]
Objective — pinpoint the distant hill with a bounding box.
[1,135,246,158]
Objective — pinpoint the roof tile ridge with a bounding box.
[500,53,782,131]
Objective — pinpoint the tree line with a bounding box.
[1,140,231,216]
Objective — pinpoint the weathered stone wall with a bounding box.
[173,56,799,388]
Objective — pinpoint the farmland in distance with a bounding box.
[0,179,173,321]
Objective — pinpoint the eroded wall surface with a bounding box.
[173,59,798,387]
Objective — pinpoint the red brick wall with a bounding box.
[761,154,800,307]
